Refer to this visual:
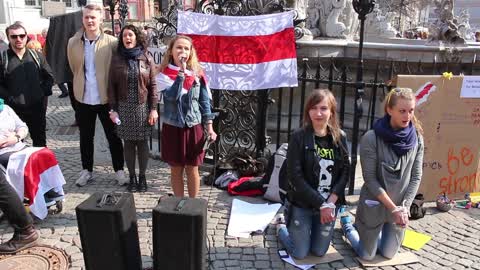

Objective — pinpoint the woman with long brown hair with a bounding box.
[277,89,350,259]
[107,24,158,192]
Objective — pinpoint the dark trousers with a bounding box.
[0,172,32,229]
[58,83,68,94]
[65,82,79,123]
[11,101,46,147]
[77,102,124,172]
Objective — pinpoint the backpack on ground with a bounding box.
[227,176,265,196]
[409,193,426,220]
[262,143,288,203]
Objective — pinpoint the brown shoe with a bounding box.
[0,225,39,254]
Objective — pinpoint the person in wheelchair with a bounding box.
[0,100,39,253]
[0,98,64,219]
[0,99,28,167]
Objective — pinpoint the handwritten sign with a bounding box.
[460,76,480,98]
[397,75,480,201]
[147,46,167,65]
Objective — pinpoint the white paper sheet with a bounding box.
[460,76,480,98]
[227,198,282,238]
[281,255,314,270]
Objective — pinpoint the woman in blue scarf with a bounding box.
[341,88,424,260]
[107,25,158,192]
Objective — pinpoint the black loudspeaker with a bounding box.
[75,193,142,270]
[153,197,207,270]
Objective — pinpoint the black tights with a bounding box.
[124,140,149,177]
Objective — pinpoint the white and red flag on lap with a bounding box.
[177,10,298,90]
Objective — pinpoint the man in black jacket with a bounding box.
[0,23,54,147]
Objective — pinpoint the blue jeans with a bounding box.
[343,222,404,260]
[278,203,337,259]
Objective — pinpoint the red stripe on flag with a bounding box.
[416,83,434,101]
[23,148,58,204]
[184,28,296,64]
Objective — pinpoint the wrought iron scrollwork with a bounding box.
[153,0,294,161]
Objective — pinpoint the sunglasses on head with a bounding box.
[391,88,412,94]
[10,34,26,39]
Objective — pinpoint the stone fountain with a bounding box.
[294,0,480,63]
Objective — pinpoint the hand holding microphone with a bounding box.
[179,54,187,71]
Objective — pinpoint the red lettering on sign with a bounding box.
[438,147,478,195]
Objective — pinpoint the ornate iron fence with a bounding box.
[152,0,297,164]
[151,0,480,192]
[268,56,480,193]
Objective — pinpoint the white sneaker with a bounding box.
[115,170,129,186]
[76,170,93,187]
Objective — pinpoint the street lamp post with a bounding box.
[104,0,117,35]
[104,0,129,36]
[349,0,375,195]
[118,0,129,29]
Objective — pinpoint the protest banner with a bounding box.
[397,75,480,200]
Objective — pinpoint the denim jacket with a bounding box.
[161,73,216,128]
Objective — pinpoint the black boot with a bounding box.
[0,224,38,254]
[137,175,147,192]
[127,175,138,192]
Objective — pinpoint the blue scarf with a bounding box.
[373,115,417,156]
[119,46,143,69]
[119,45,143,59]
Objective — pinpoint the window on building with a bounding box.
[25,0,38,6]
[64,0,72,7]
[128,3,138,20]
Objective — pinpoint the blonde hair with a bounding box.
[27,40,42,51]
[302,89,342,146]
[159,35,203,75]
[83,4,103,13]
[384,87,423,135]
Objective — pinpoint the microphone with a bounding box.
[180,56,187,64]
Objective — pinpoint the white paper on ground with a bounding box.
[227,198,282,238]
[281,255,314,270]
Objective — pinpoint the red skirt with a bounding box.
[161,123,205,167]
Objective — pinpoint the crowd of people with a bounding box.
[0,3,425,263]
[0,3,217,254]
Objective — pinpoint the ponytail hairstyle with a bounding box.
[384,87,423,135]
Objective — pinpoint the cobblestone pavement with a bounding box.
[1,90,480,270]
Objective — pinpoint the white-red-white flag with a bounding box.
[177,10,298,90]
[6,147,65,219]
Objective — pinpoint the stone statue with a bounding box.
[325,0,347,38]
[342,0,359,39]
[457,10,475,41]
[300,0,359,40]
[364,4,398,39]
[304,0,321,37]
[428,0,466,45]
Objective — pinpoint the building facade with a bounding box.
[0,0,155,37]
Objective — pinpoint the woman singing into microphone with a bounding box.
[155,35,217,198]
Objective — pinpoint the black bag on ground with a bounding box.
[152,197,207,270]
[75,192,142,270]
[409,193,427,220]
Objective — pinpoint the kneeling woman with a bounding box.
[278,89,350,259]
[342,88,424,260]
